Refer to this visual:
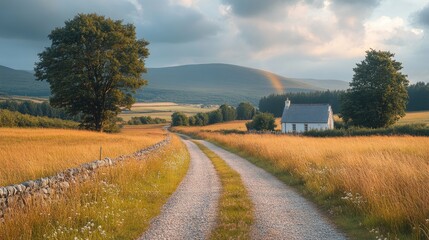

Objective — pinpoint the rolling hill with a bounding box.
[0,63,349,105]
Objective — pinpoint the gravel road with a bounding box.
[139,140,220,240]
[198,140,346,240]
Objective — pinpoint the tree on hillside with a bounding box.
[245,113,276,131]
[236,102,256,120]
[340,49,409,128]
[35,13,149,132]
[219,104,236,122]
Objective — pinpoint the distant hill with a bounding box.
[0,65,50,97]
[0,63,349,105]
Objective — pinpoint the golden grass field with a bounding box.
[119,102,218,121]
[175,124,429,238]
[1,135,190,239]
[397,111,429,125]
[0,125,166,186]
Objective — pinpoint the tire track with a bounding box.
[139,140,220,240]
[198,140,346,240]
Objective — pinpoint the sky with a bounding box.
[0,0,429,82]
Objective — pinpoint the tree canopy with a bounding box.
[236,102,256,120]
[35,13,149,131]
[340,49,409,128]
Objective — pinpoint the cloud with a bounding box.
[328,0,381,33]
[0,0,136,41]
[219,0,293,17]
[140,0,220,43]
[0,0,219,44]
[416,3,429,28]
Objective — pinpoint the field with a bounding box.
[397,111,429,125]
[1,134,190,239]
[0,125,166,186]
[175,124,429,238]
[119,102,218,121]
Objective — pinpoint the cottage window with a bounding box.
[292,124,296,133]
[304,124,308,132]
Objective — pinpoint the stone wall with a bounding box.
[0,135,171,220]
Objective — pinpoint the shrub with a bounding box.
[246,113,276,131]
[171,112,189,126]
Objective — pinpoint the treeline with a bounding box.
[128,116,166,125]
[0,109,78,128]
[0,100,80,121]
[259,82,429,117]
[407,82,429,111]
[171,102,257,126]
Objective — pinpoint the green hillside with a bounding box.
[0,63,349,105]
[0,65,50,96]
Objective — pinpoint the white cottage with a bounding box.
[281,99,334,133]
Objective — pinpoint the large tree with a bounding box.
[35,14,149,131]
[340,49,409,128]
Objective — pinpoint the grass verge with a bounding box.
[193,141,254,239]
[0,135,190,239]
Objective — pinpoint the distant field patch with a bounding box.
[119,102,218,121]
[0,125,166,186]
[398,111,429,125]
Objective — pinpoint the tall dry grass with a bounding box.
[177,126,429,238]
[0,125,166,186]
[0,135,190,239]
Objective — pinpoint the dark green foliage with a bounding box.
[127,116,166,125]
[407,82,429,111]
[188,116,197,126]
[0,100,79,121]
[246,113,276,131]
[194,112,209,126]
[219,104,236,122]
[303,124,429,137]
[259,91,343,117]
[236,102,256,120]
[209,110,223,124]
[0,109,78,128]
[171,112,189,126]
[341,49,409,128]
[35,13,149,132]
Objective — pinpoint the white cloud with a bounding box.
[364,16,424,48]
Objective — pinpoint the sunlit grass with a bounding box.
[176,124,429,239]
[0,135,190,239]
[0,125,166,186]
[397,111,429,125]
[194,141,253,239]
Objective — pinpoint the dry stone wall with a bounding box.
[0,135,171,220]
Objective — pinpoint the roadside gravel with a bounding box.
[198,140,347,240]
[139,140,220,240]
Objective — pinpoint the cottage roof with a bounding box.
[281,104,331,123]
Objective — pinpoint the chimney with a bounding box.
[285,98,291,109]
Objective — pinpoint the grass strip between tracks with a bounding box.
[194,141,254,240]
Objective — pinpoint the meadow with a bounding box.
[175,125,429,239]
[0,125,166,186]
[0,134,190,239]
